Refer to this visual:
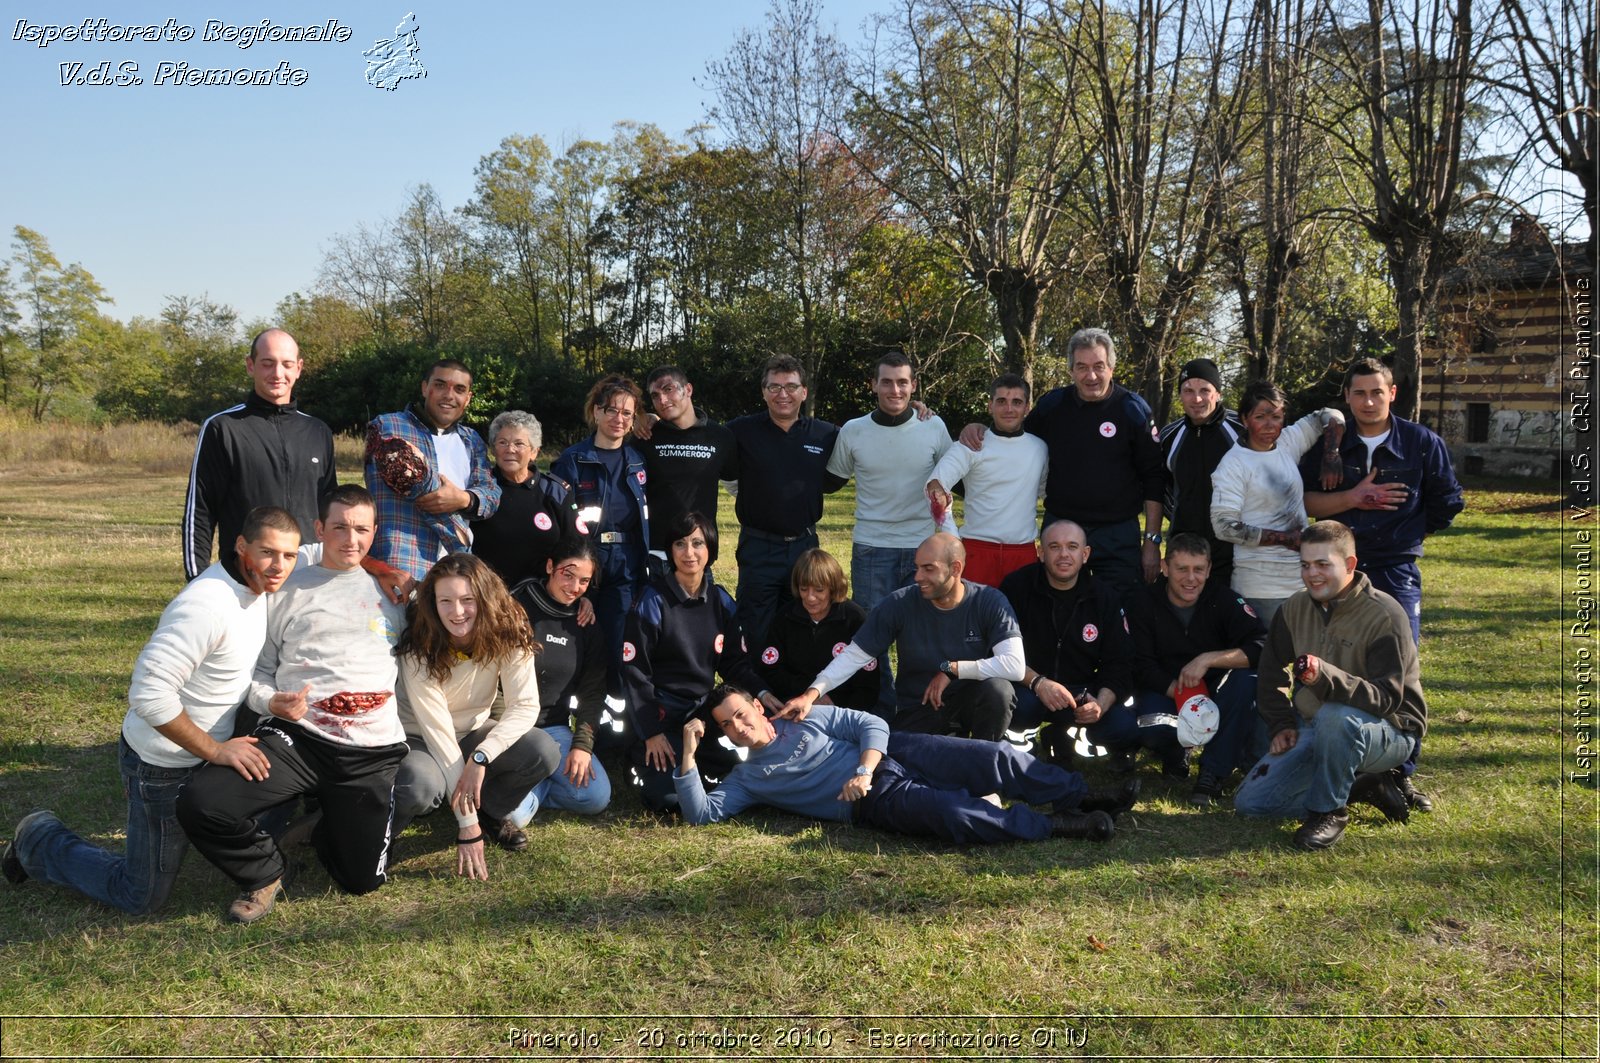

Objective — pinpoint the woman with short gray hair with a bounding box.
[470,409,581,589]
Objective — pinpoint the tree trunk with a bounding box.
[985,265,1041,378]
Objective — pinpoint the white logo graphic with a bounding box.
[533,512,553,531]
[363,12,426,91]
[621,641,636,662]
[1082,623,1099,642]
[1099,422,1117,438]
[761,646,779,665]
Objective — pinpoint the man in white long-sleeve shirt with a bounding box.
[925,373,1047,587]
[177,484,409,924]
[779,533,1025,741]
[3,508,301,914]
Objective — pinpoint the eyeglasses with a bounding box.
[495,440,532,451]
[598,405,635,420]
[763,382,804,396]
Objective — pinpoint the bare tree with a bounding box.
[1046,0,1257,420]
[1314,0,1496,418]
[1497,0,1596,266]
[707,0,880,394]
[317,220,399,341]
[849,0,1090,379]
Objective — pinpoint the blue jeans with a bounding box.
[511,725,612,825]
[850,543,917,711]
[15,737,193,914]
[1233,703,1413,817]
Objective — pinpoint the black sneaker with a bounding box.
[1050,810,1115,842]
[1078,778,1140,820]
[1108,748,1138,774]
[1188,771,1225,807]
[1349,772,1409,823]
[4,810,56,885]
[1,841,25,885]
[1393,770,1434,813]
[1292,808,1350,850]
[1162,748,1192,780]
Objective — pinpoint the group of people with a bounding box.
[2,322,1464,926]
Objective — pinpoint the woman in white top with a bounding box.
[1210,381,1344,626]
[392,554,560,880]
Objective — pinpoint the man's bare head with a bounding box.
[246,329,302,405]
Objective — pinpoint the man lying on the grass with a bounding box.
[675,685,1139,843]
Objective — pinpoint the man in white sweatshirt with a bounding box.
[926,373,1048,587]
[3,508,301,914]
[177,484,410,923]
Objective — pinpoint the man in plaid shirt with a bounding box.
[364,359,501,580]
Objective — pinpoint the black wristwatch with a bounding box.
[471,750,489,766]
[939,660,958,679]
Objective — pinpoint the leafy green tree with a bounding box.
[9,226,111,420]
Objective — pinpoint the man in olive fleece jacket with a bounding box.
[1234,521,1426,850]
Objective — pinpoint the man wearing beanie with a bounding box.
[1158,358,1243,588]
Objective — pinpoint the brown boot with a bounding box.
[227,879,284,924]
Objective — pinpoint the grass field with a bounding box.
[0,434,1593,1060]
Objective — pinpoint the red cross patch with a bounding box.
[621,641,636,662]
[1099,422,1117,438]
[714,633,725,654]
[761,646,779,665]
[1082,623,1099,642]
[832,641,848,657]
[533,512,553,531]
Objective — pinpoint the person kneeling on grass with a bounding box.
[176,485,409,924]
[3,506,301,914]
[1233,521,1424,850]
[392,554,560,878]
[675,685,1139,843]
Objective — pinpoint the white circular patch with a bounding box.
[832,641,849,657]
[1099,421,1117,438]
[714,633,725,654]
[761,646,779,665]
[1241,601,1258,618]
[863,658,878,671]
[621,641,636,662]
[533,512,553,531]
[1082,623,1099,643]
[636,470,647,485]
[575,517,590,535]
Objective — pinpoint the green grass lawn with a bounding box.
[0,467,1592,1059]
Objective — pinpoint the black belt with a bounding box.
[741,525,815,544]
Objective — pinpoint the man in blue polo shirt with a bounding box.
[724,355,839,648]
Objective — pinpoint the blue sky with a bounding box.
[3,2,1580,330]
[1,1,884,325]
